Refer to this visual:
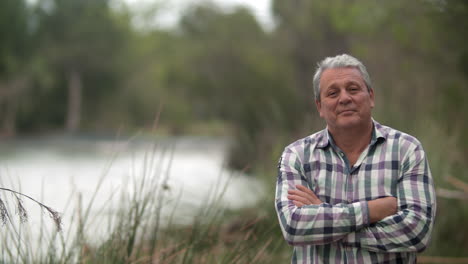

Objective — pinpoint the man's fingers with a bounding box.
[287,194,312,205]
[289,185,322,204]
[293,201,305,207]
[288,190,314,204]
[288,185,323,205]
[296,185,318,198]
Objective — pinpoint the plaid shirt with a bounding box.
[275,120,436,264]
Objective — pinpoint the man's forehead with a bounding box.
[320,67,365,87]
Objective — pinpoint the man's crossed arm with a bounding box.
[288,185,397,224]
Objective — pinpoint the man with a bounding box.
[275,54,436,263]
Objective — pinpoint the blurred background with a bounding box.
[0,0,467,262]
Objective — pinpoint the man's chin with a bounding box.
[335,118,363,129]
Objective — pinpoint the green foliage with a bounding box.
[0,0,30,76]
[19,0,135,132]
[174,3,303,169]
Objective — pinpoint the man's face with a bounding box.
[315,67,374,131]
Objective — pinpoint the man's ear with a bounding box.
[369,88,375,109]
[315,100,323,117]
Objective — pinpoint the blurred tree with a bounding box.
[115,28,194,133]
[0,0,32,136]
[176,3,301,169]
[34,0,132,132]
[437,0,468,156]
[272,0,351,109]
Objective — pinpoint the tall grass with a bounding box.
[0,137,290,264]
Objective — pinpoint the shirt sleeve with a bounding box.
[342,143,436,253]
[275,145,370,246]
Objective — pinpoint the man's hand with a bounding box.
[368,196,398,223]
[287,185,322,207]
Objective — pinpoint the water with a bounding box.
[0,135,263,255]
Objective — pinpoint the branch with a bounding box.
[446,175,468,193]
[436,188,468,200]
[418,256,468,263]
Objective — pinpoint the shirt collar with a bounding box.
[371,119,387,145]
[316,119,387,149]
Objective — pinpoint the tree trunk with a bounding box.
[3,94,18,136]
[0,77,28,137]
[65,69,82,133]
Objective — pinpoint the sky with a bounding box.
[123,0,274,30]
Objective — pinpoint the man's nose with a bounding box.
[338,91,352,104]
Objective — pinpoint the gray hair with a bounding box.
[312,54,372,101]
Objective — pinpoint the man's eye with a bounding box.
[328,91,337,97]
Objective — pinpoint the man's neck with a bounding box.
[328,120,373,155]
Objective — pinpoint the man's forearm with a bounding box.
[367,196,397,223]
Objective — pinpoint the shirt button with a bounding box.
[340,152,344,156]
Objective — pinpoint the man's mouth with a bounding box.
[339,110,355,115]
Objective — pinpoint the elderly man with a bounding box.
[275,54,436,263]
